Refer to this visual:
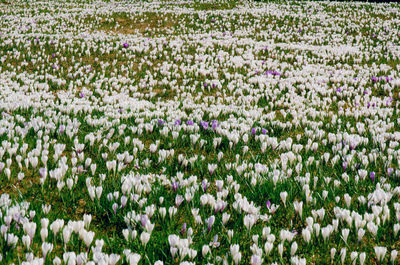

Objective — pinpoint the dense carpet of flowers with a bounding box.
[1,0,400,264]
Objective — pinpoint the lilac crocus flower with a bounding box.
[175,119,181,125]
[387,168,394,176]
[172,181,179,192]
[211,120,218,130]
[187,120,194,125]
[207,216,215,231]
[210,235,220,248]
[251,128,256,136]
[140,215,148,227]
[158,119,164,126]
[181,223,187,235]
[266,200,271,209]
[200,121,209,130]
[261,128,267,135]
[370,172,375,182]
[59,125,65,134]
[342,161,347,171]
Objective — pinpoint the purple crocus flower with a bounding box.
[251,128,256,136]
[212,83,216,89]
[181,223,187,235]
[187,120,194,125]
[140,215,148,227]
[200,121,209,130]
[342,161,347,171]
[175,119,181,125]
[211,120,218,130]
[158,119,164,126]
[371,76,378,82]
[387,168,394,176]
[79,92,85,98]
[207,216,215,231]
[266,200,271,209]
[370,172,375,182]
[122,43,129,48]
[261,128,267,135]
[172,181,179,192]
[210,235,220,248]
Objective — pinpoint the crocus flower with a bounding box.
[123,43,129,48]
[59,125,65,134]
[207,216,215,231]
[172,181,179,192]
[112,203,118,215]
[209,235,220,248]
[181,223,187,235]
[211,120,218,130]
[201,121,209,130]
[140,215,148,227]
[342,161,347,171]
[370,172,375,182]
[202,179,209,192]
[39,168,47,178]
